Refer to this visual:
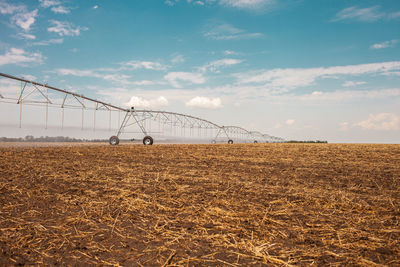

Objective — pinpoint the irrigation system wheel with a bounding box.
[228,139,233,144]
[143,136,154,145]
[109,136,119,145]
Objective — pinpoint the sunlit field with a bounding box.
[0,143,399,266]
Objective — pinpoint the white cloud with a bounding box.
[164,72,206,88]
[0,1,25,14]
[53,65,168,86]
[120,60,168,71]
[370,40,398,50]
[32,38,63,46]
[166,0,278,10]
[193,1,205,6]
[186,96,222,109]
[130,80,165,86]
[48,20,88,36]
[355,113,399,131]
[11,9,38,31]
[223,50,239,55]
[39,0,61,8]
[51,6,70,14]
[220,0,275,10]
[54,68,134,84]
[165,0,178,6]
[125,96,169,109]
[54,67,165,87]
[390,11,400,19]
[286,119,295,126]
[200,58,242,73]
[332,6,400,22]
[0,48,44,66]
[0,2,37,31]
[332,6,384,22]
[236,61,400,92]
[171,54,185,64]
[16,32,36,40]
[342,81,366,87]
[300,89,400,102]
[204,23,263,40]
[311,91,323,96]
[54,68,97,77]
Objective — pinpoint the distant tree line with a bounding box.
[285,140,328,143]
[0,135,108,143]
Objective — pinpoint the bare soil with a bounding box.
[0,144,399,266]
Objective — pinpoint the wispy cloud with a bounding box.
[48,20,88,36]
[129,80,166,86]
[186,96,222,109]
[223,50,239,55]
[51,5,70,14]
[0,48,44,66]
[342,81,366,87]
[39,0,61,8]
[0,1,25,14]
[171,54,185,64]
[32,38,64,46]
[52,65,168,86]
[53,68,131,84]
[355,113,399,131]
[164,72,206,88]
[370,40,398,50]
[219,0,276,10]
[332,6,384,22]
[199,58,242,73]
[300,89,400,102]
[165,0,177,6]
[389,11,400,19]
[16,32,36,40]
[165,0,276,11]
[204,23,263,40]
[332,6,400,22]
[235,61,400,92]
[39,0,70,14]
[120,60,168,71]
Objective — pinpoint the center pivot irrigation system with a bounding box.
[0,72,284,145]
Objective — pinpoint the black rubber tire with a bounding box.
[211,140,216,144]
[254,140,258,143]
[143,136,153,145]
[228,139,233,144]
[109,136,119,145]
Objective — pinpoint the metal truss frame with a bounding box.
[0,72,285,145]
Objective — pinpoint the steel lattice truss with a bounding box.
[0,72,285,145]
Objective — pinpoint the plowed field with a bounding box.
[0,143,399,266]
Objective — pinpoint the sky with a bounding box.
[0,0,399,143]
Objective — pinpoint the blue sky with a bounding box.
[0,0,400,142]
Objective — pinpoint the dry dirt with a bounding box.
[0,143,399,266]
